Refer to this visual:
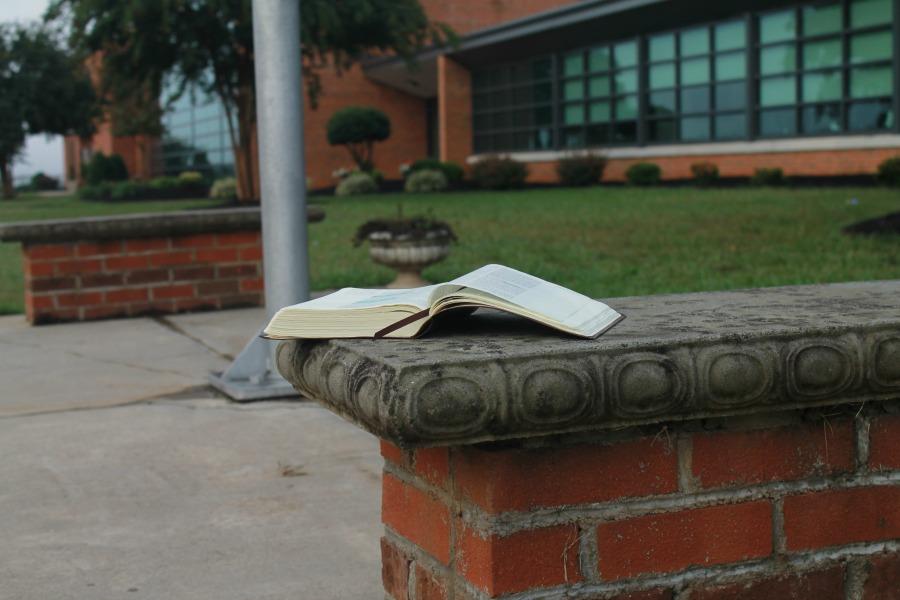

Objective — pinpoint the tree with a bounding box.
[48,0,454,202]
[327,106,390,172]
[0,24,97,199]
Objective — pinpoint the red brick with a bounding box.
[414,564,447,600]
[216,231,259,246]
[173,298,218,312]
[691,421,854,489]
[217,264,258,278]
[27,293,55,310]
[380,537,410,600]
[173,234,217,248]
[415,447,450,489]
[124,269,169,285]
[196,247,239,262]
[453,438,677,513]
[83,306,128,320]
[149,251,194,267]
[597,501,772,580]
[603,590,674,600]
[81,273,124,288]
[382,473,450,564]
[57,292,103,307]
[172,266,216,281]
[105,255,149,271]
[238,246,262,261]
[455,522,581,596]
[869,414,900,471]
[30,277,76,292]
[219,293,262,308]
[124,238,169,252]
[76,240,123,256]
[151,284,195,300]
[55,259,103,275]
[197,280,240,296]
[381,440,411,469]
[105,288,149,304]
[239,277,264,293]
[26,244,73,260]
[690,566,845,600]
[783,486,900,551]
[864,553,900,600]
[25,261,55,278]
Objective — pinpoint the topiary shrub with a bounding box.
[408,159,464,185]
[30,172,59,191]
[83,152,129,185]
[470,156,528,190]
[335,172,378,196]
[877,155,900,186]
[210,177,238,201]
[405,169,448,193]
[326,106,391,171]
[556,154,607,186]
[751,167,785,186]
[691,162,720,187]
[626,162,662,186]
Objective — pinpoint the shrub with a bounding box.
[80,175,210,201]
[83,152,128,185]
[77,182,114,201]
[751,167,785,186]
[335,172,378,196]
[408,159,464,185]
[326,106,391,171]
[691,162,720,187]
[626,162,662,186]
[470,156,529,190]
[30,172,59,191]
[556,154,607,186]
[877,155,900,186]
[405,169,448,193]
[109,181,146,201]
[210,177,238,200]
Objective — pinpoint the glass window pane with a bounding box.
[649,118,677,142]
[562,127,585,148]
[681,86,711,112]
[803,4,842,36]
[564,104,585,125]
[534,82,553,103]
[802,103,842,133]
[589,76,611,97]
[473,135,491,153]
[649,90,677,116]
[716,81,746,111]
[848,99,894,129]
[615,69,638,93]
[589,101,611,122]
[613,121,638,142]
[564,79,584,101]
[681,57,710,85]
[804,39,842,69]
[681,28,710,56]
[492,89,510,107]
[589,47,611,71]
[564,53,583,77]
[492,112,511,129]
[472,70,490,89]
[616,95,639,120]
[803,71,843,102]
[715,113,747,139]
[850,0,893,28]
[649,34,675,62]
[587,124,610,146]
[851,31,893,64]
[534,128,553,149]
[760,10,796,44]
[715,51,746,81]
[513,85,534,105]
[715,21,746,52]
[614,41,638,68]
[532,57,552,80]
[512,108,532,128]
[473,114,491,130]
[681,116,711,140]
[534,106,553,125]
[760,76,797,106]
[650,63,676,89]
[489,68,509,87]
[851,66,893,97]
[761,45,796,75]
[760,108,797,136]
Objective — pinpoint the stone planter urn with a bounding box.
[354,217,456,288]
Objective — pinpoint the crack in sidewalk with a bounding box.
[151,316,235,362]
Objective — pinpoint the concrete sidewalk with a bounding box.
[0,309,381,600]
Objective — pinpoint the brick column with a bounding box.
[437,55,473,167]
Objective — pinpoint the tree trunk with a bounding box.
[1,159,13,199]
[233,86,260,203]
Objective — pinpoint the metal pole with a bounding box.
[209,0,309,400]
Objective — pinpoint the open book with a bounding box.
[263,264,624,340]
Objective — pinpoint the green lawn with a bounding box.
[1,188,898,315]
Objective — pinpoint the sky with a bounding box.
[2,0,64,183]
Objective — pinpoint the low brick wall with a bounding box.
[0,207,324,324]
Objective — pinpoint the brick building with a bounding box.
[65,0,900,188]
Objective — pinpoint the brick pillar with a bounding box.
[437,55,472,167]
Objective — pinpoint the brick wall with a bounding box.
[22,231,263,324]
[379,405,900,599]
[438,56,473,168]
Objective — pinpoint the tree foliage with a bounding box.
[0,23,97,198]
[327,106,390,171]
[47,0,454,201]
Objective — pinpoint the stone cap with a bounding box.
[0,206,325,244]
[276,281,900,447]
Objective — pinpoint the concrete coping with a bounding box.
[0,205,326,244]
[276,280,900,447]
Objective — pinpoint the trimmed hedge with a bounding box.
[877,155,900,186]
[471,156,528,190]
[408,159,464,185]
[335,172,378,196]
[405,169,448,193]
[626,162,662,186]
[79,173,210,201]
[557,155,607,186]
[691,162,720,187]
[751,167,786,186]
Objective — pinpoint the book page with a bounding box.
[285,285,437,311]
[444,264,621,335]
